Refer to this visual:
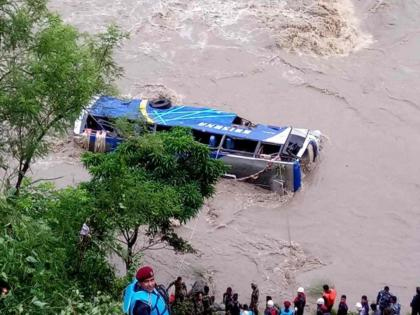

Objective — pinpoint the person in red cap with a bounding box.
[280,301,294,315]
[123,266,170,315]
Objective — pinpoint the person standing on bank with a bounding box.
[123,266,170,315]
[322,285,337,312]
[360,296,369,315]
[411,287,420,315]
[167,276,185,304]
[376,286,392,315]
[337,295,348,315]
[293,287,306,315]
[250,283,260,315]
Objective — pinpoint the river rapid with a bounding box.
[36,0,420,311]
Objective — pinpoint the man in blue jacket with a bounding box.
[123,266,170,315]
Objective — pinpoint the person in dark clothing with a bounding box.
[223,287,234,314]
[123,266,170,315]
[411,287,420,315]
[377,286,392,315]
[250,283,260,315]
[361,296,369,315]
[337,295,348,315]
[194,292,205,315]
[231,293,241,315]
[371,303,381,315]
[202,285,214,315]
[167,276,186,303]
[294,287,306,315]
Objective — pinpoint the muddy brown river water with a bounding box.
[32,0,420,311]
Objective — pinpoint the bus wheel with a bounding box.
[149,98,172,109]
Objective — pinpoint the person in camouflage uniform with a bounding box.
[194,292,205,315]
[376,286,393,315]
[250,283,260,315]
[202,285,214,315]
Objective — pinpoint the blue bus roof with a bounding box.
[88,96,292,144]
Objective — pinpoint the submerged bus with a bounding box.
[73,96,322,192]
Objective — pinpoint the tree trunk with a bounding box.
[14,158,31,195]
[125,227,139,271]
[13,115,63,195]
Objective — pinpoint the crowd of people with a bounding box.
[122,266,420,315]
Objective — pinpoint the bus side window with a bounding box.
[221,137,257,156]
[225,137,234,150]
[259,143,281,155]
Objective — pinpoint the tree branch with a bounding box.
[28,176,64,186]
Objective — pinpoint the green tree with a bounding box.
[81,128,228,271]
[0,0,127,194]
[0,184,123,314]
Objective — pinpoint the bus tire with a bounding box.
[150,98,172,109]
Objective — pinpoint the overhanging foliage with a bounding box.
[81,128,228,270]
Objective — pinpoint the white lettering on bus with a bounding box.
[198,122,251,135]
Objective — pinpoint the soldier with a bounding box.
[250,283,260,315]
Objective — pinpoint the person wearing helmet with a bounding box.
[317,298,330,315]
[356,302,363,315]
[265,300,278,315]
[122,266,170,315]
[293,287,306,315]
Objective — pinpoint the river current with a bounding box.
[35,0,420,311]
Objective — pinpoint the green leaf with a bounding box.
[0,272,7,281]
[32,299,47,308]
[25,256,38,263]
